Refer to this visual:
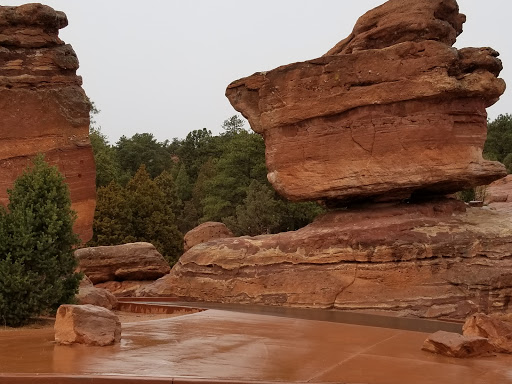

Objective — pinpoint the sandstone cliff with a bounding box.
[0,4,95,242]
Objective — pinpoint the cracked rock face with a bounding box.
[226,0,506,202]
[0,4,95,242]
[140,199,512,319]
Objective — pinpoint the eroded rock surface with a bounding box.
[463,313,512,353]
[54,304,121,346]
[485,175,512,204]
[226,0,506,202]
[140,200,512,319]
[184,222,234,252]
[77,276,118,310]
[95,280,155,297]
[0,4,96,242]
[422,331,494,358]
[75,242,170,284]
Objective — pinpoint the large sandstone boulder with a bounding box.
[226,0,506,203]
[140,200,512,319]
[77,276,118,310]
[75,243,170,284]
[54,304,121,346]
[0,4,96,242]
[184,222,234,252]
[422,331,494,358]
[463,313,512,353]
[485,175,512,204]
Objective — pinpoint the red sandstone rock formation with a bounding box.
[141,0,511,319]
[422,331,494,358]
[485,175,512,204]
[95,280,155,297]
[75,242,171,284]
[77,276,118,310]
[140,199,512,319]
[0,4,95,242]
[184,222,234,252]
[226,0,506,202]
[463,313,512,354]
[54,304,121,346]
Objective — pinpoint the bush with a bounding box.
[0,155,81,327]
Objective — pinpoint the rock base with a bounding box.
[140,199,512,319]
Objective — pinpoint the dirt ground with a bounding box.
[0,311,185,332]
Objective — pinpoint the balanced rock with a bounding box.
[184,222,234,252]
[463,313,512,353]
[139,200,512,318]
[75,242,170,284]
[422,331,494,358]
[77,276,118,310]
[54,304,121,346]
[226,0,506,202]
[0,4,96,242]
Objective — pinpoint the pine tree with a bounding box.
[155,170,183,217]
[0,155,81,327]
[91,181,132,246]
[124,166,183,265]
[226,180,280,236]
[175,164,192,201]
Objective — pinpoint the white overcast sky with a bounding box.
[5,0,511,142]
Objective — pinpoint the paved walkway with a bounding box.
[1,309,512,383]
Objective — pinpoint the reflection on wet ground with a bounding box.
[1,308,512,383]
[125,299,463,333]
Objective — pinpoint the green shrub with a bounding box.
[0,155,81,327]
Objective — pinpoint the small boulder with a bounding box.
[77,285,118,310]
[55,304,121,346]
[422,331,494,358]
[463,313,512,353]
[184,222,234,251]
[75,242,171,284]
[485,175,512,204]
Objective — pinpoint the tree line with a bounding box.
[88,113,323,265]
[484,114,512,172]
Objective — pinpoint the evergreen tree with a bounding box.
[484,114,512,170]
[222,115,246,135]
[155,170,183,217]
[201,131,266,221]
[226,180,280,236]
[90,127,126,187]
[174,164,192,202]
[125,166,183,265]
[91,181,132,245]
[0,155,81,327]
[116,133,172,178]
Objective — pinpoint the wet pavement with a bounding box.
[120,299,464,333]
[1,309,512,383]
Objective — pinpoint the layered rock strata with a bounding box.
[141,199,512,319]
[75,243,171,296]
[184,222,234,252]
[0,4,95,242]
[226,0,506,202]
